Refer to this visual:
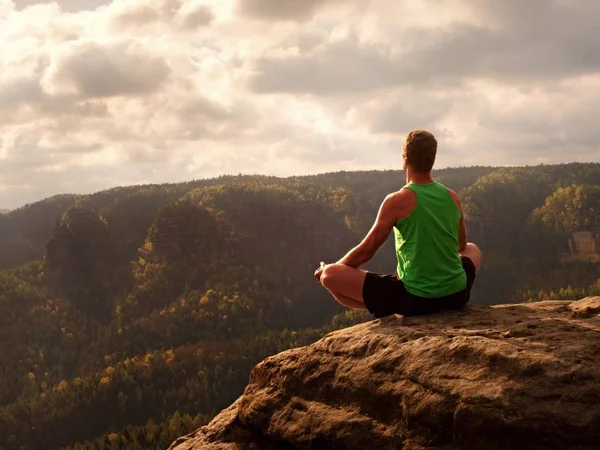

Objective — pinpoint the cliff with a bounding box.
[169,297,600,450]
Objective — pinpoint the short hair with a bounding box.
[403,129,437,173]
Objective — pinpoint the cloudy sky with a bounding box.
[0,0,599,208]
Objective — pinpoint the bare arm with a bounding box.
[447,188,467,251]
[336,194,398,268]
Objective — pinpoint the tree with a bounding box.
[532,185,600,234]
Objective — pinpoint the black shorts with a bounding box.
[362,257,476,319]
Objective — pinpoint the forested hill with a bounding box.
[0,163,599,449]
[0,166,496,272]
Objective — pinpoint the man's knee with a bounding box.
[461,242,482,271]
[465,242,481,253]
[320,264,344,289]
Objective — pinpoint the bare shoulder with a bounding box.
[445,187,462,208]
[385,188,416,220]
[387,188,416,204]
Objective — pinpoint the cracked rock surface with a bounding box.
[169,297,600,450]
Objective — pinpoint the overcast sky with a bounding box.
[0,0,599,208]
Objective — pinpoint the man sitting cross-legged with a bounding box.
[314,129,482,318]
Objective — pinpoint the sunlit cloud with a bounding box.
[0,0,599,208]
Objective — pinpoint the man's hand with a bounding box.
[314,261,326,282]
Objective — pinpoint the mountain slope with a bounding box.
[0,164,598,449]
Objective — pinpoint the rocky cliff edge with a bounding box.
[169,298,600,450]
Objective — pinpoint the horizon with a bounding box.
[1,1,600,209]
[2,160,599,211]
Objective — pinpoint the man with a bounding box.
[314,129,482,318]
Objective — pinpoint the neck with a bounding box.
[405,168,433,184]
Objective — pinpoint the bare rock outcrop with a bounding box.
[170,297,600,450]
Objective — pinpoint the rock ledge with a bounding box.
[170,298,600,450]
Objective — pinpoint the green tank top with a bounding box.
[394,182,466,298]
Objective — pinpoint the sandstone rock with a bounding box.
[170,298,600,450]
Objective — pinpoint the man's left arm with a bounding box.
[336,194,398,268]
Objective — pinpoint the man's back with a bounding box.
[315,129,481,319]
[392,182,466,298]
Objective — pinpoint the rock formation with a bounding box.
[45,207,124,320]
[45,207,116,271]
[170,297,600,450]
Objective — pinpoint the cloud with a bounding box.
[249,5,600,96]
[109,0,214,31]
[236,0,332,22]
[179,3,213,29]
[12,0,109,13]
[247,28,468,95]
[249,33,403,95]
[110,3,161,27]
[349,88,460,137]
[41,39,171,98]
[0,0,599,209]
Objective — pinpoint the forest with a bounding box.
[0,163,599,449]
